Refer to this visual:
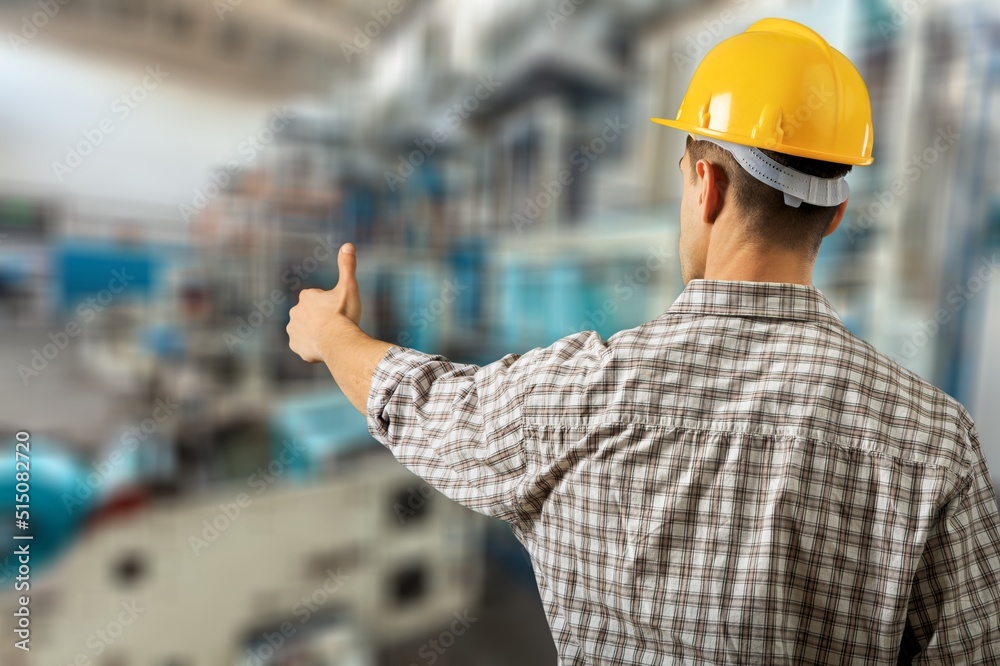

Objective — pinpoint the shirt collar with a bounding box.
[663,279,846,327]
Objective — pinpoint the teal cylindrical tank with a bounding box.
[0,434,94,585]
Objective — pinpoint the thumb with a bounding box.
[337,243,357,286]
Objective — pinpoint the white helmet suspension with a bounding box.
[695,135,850,209]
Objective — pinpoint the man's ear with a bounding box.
[696,159,727,224]
[823,199,849,237]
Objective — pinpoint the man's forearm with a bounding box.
[320,316,396,415]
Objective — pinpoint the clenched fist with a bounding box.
[286,242,362,363]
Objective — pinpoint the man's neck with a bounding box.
[702,251,814,286]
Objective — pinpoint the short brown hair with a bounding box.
[685,135,852,256]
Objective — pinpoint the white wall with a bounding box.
[0,42,314,209]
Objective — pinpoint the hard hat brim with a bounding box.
[650,117,874,167]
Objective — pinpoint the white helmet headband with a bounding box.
[694,135,850,208]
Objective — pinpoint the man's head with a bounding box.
[677,134,851,285]
[651,18,874,285]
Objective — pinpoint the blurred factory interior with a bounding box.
[1,0,1000,664]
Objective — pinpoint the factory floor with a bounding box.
[2,323,560,665]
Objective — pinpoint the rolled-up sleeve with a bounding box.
[366,344,538,525]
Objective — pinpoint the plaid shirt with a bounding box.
[366,278,1000,664]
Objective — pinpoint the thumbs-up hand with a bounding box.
[287,243,363,363]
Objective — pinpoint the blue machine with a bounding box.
[52,239,161,314]
[269,392,382,481]
[0,435,95,585]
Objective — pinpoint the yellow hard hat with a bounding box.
[651,18,874,166]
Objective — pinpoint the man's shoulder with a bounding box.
[830,326,979,480]
[845,328,974,430]
[620,312,976,457]
[519,316,976,437]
